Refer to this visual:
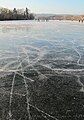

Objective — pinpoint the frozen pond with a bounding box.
[0,20,84,72]
[0,20,84,120]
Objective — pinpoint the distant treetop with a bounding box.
[0,7,35,20]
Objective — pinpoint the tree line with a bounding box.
[47,15,84,22]
[0,7,35,20]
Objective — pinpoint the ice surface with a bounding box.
[0,20,84,120]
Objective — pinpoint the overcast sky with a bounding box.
[0,0,84,14]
